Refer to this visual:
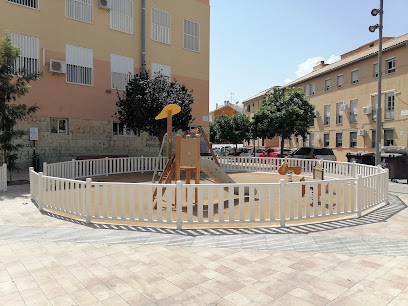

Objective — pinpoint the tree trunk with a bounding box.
[280,137,285,158]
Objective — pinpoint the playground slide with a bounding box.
[200,159,254,195]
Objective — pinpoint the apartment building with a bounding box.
[0,0,210,167]
[284,34,408,161]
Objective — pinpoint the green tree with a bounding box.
[209,121,220,144]
[115,69,194,144]
[0,33,40,179]
[213,113,251,153]
[252,86,315,157]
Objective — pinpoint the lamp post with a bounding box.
[369,0,383,166]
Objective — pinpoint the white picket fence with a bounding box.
[0,163,7,191]
[29,157,389,229]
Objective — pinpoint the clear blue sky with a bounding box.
[209,0,408,111]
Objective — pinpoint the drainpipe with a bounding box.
[141,0,146,71]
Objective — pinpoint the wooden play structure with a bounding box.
[152,104,218,208]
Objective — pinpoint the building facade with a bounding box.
[285,34,408,161]
[0,0,210,167]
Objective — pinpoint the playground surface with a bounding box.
[0,170,408,305]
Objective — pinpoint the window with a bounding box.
[385,93,395,120]
[371,130,376,148]
[110,0,133,34]
[151,62,171,78]
[310,83,316,95]
[337,74,344,88]
[9,33,39,76]
[324,105,330,125]
[350,131,357,148]
[371,95,378,120]
[111,54,134,90]
[113,122,139,136]
[51,118,68,134]
[324,132,330,147]
[336,102,343,124]
[335,132,342,147]
[65,0,92,23]
[304,84,310,97]
[373,62,379,78]
[350,99,358,123]
[183,19,200,52]
[386,57,395,74]
[6,0,38,8]
[151,8,170,44]
[384,130,394,146]
[351,69,359,84]
[325,78,331,91]
[66,44,93,85]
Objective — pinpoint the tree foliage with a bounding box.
[115,70,194,144]
[212,113,251,152]
[252,86,315,156]
[0,33,40,177]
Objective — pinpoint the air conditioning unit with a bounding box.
[340,104,349,111]
[314,109,320,117]
[358,129,366,136]
[49,59,66,74]
[98,0,111,10]
[362,106,372,115]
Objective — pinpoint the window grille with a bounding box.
[184,19,200,52]
[151,8,170,44]
[66,44,93,85]
[110,0,133,34]
[65,0,92,23]
[9,33,39,75]
[111,54,134,90]
[51,118,68,134]
[151,62,171,78]
[6,0,38,9]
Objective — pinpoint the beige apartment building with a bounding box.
[285,34,408,161]
[0,0,210,167]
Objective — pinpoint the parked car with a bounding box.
[215,146,233,156]
[245,147,266,157]
[226,147,252,156]
[259,147,291,158]
[287,147,337,161]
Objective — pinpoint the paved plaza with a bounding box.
[1,172,408,305]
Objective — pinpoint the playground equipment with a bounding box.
[278,161,302,182]
[153,104,229,207]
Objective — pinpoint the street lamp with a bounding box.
[369,0,383,166]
